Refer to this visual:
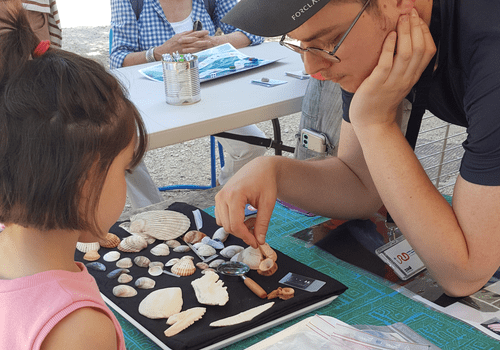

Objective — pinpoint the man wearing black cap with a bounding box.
[215,0,500,297]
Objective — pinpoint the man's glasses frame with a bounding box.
[279,0,371,63]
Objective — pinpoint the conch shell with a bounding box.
[171,256,196,277]
[164,307,206,337]
[191,270,229,306]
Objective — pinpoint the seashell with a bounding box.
[173,245,190,253]
[118,273,133,284]
[138,287,183,319]
[239,246,264,270]
[129,218,147,233]
[191,271,229,306]
[148,265,163,276]
[107,268,130,279]
[257,258,278,276]
[195,244,216,257]
[165,240,181,248]
[267,287,295,300]
[196,262,209,270]
[166,258,180,267]
[220,245,244,259]
[76,241,100,253]
[193,242,204,249]
[171,256,196,277]
[230,252,241,262]
[201,236,224,250]
[201,268,216,275]
[83,250,100,261]
[85,262,106,272]
[113,285,137,298]
[164,307,206,337]
[208,259,226,269]
[103,251,120,262]
[116,257,133,269]
[135,277,156,289]
[118,235,148,253]
[98,233,121,248]
[183,230,207,244]
[141,234,156,245]
[210,302,274,327]
[212,227,229,243]
[259,243,277,262]
[134,255,151,268]
[129,210,191,240]
[150,243,170,256]
[149,261,164,269]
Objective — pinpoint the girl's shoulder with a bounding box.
[41,307,118,350]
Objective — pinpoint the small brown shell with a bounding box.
[171,256,196,276]
[118,235,148,253]
[98,233,121,248]
[134,255,151,268]
[118,273,133,284]
[257,258,278,276]
[135,277,156,289]
[196,262,209,270]
[183,230,207,244]
[166,240,181,248]
[83,250,100,262]
[116,257,133,269]
[112,285,137,298]
[173,245,191,253]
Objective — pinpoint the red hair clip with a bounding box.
[33,40,50,58]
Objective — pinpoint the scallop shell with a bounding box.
[164,307,206,337]
[165,240,181,248]
[135,277,156,289]
[173,245,190,253]
[113,285,137,298]
[138,287,183,319]
[118,273,133,284]
[257,258,278,276]
[103,251,120,262]
[183,230,207,244]
[191,270,229,306]
[150,243,170,256]
[195,244,216,257]
[83,250,100,261]
[171,256,196,276]
[129,210,191,240]
[116,257,133,269]
[201,236,224,250]
[118,235,148,253]
[239,246,264,270]
[98,233,121,248]
[208,259,226,269]
[212,227,229,243]
[166,258,180,267]
[107,268,130,279]
[134,255,151,268]
[220,245,244,259]
[85,261,106,271]
[76,241,100,253]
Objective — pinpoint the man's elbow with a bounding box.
[441,279,487,298]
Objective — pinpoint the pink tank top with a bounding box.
[0,262,126,350]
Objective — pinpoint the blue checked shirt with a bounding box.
[110,0,264,69]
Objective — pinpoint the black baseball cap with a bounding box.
[222,0,331,37]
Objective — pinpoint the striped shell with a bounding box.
[135,277,156,289]
[98,233,121,248]
[134,256,151,268]
[76,241,100,253]
[150,243,170,256]
[118,273,133,284]
[196,244,216,257]
[183,230,207,244]
[83,250,100,261]
[112,285,137,298]
[166,240,181,248]
[118,235,148,253]
[129,210,191,240]
[116,257,133,269]
[171,256,196,276]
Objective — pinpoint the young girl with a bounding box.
[0,1,147,349]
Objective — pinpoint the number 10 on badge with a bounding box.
[376,235,426,281]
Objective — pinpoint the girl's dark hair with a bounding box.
[0,1,147,235]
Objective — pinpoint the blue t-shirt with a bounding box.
[342,0,500,186]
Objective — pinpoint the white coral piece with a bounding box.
[191,271,229,306]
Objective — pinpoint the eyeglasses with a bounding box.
[279,0,371,63]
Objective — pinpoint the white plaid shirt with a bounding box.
[110,0,264,69]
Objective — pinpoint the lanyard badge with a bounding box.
[375,222,426,280]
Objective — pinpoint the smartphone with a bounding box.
[300,129,327,153]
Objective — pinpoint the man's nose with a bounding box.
[302,51,333,76]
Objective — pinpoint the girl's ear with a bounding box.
[395,0,417,15]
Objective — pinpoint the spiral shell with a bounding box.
[171,256,196,276]
[135,277,156,289]
[83,250,100,262]
[118,235,148,253]
[98,233,121,249]
[183,230,207,244]
[112,285,137,298]
[150,243,170,256]
[134,255,151,268]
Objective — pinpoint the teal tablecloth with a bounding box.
[111,202,498,349]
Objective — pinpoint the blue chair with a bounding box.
[109,29,224,190]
